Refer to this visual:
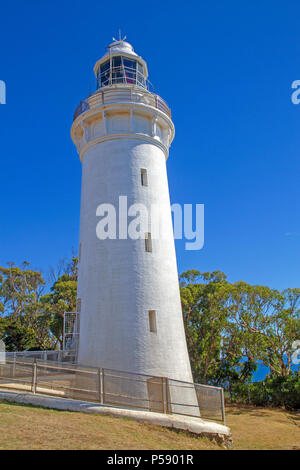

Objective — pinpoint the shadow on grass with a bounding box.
[286,412,300,428]
[227,403,300,424]
[226,404,277,418]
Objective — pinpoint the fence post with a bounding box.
[162,377,168,414]
[161,378,165,413]
[98,368,104,405]
[101,368,105,405]
[220,388,226,426]
[164,378,169,414]
[32,359,37,394]
[13,352,16,378]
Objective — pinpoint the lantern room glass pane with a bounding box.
[137,63,145,87]
[96,56,146,89]
[112,56,124,83]
[98,60,110,87]
[123,58,136,84]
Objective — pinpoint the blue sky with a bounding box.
[0,0,299,291]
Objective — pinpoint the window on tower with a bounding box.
[98,60,110,87]
[122,58,137,84]
[137,63,145,87]
[145,232,152,252]
[141,168,148,186]
[97,57,146,89]
[148,310,157,333]
[111,56,123,83]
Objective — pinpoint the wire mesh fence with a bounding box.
[3,350,76,363]
[0,354,225,425]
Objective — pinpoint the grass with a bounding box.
[0,400,217,450]
[226,403,300,450]
[0,400,299,450]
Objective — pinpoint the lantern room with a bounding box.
[93,40,149,90]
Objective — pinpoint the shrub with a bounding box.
[228,372,300,409]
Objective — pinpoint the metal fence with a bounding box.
[2,350,76,363]
[0,354,225,425]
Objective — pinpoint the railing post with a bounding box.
[161,378,165,413]
[13,352,16,378]
[102,368,105,404]
[98,368,104,405]
[162,377,168,414]
[32,359,37,394]
[220,388,226,426]
[164,378,169,414]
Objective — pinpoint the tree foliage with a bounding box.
[41,256,78,349]
[181,271,300,388]
[0,257,78,351]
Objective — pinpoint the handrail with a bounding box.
[1,351,226,425]
[73,86,171,121]
[98,65,150,90]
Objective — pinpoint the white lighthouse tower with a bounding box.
[71,38,194,388]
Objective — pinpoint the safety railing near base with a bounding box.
[0,355,225,425]
[2,350,76,363]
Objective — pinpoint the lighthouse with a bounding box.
[71,38,195,388]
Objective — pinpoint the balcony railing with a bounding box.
[73,86,171,121]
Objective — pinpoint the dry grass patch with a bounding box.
[1,400,299,450]
[226,404,300,450]
[0,400,219,450]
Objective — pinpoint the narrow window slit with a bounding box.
[149,310,157,333]
[145,232,152,252]
[141,168,148,186]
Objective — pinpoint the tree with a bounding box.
[180,270,232,384]
[0,317,36,351]
[181,272,263,387]
[0,262,52,350]
[41,256,78,349]
[0,261,45,319]
[227,283,300,377]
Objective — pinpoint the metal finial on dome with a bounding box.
[112,29,127,43]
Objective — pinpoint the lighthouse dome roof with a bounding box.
[107,40,138,56]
